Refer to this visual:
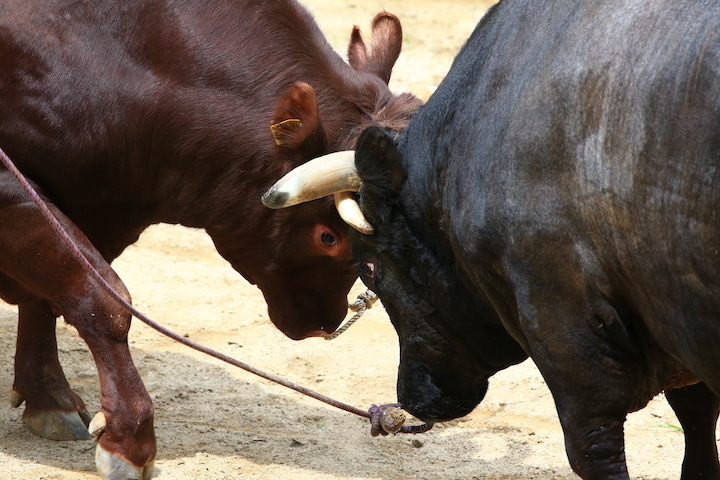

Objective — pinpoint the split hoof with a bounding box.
[96,444,154,480]
[23,409,93,441]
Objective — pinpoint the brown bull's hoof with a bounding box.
[96,445,154,480]
[23,409,93,441]
[10,389,24,408]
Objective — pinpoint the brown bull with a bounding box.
[0,0,421,478]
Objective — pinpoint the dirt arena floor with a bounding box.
[0,1,692,479]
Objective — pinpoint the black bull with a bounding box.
[268,0,720,478]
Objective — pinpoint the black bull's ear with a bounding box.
[355,126,407,225]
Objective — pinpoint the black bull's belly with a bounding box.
[346,0,720,478]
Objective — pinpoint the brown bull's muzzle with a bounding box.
[261,150,374,234]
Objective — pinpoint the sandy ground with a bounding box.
[0,1,694,479]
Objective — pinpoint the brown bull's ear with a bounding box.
[271,82,325,153]
[355,126,405,223]
[348,12,402,85]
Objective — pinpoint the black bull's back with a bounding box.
[350,0,720,478]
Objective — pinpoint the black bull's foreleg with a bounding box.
[665,382,720,479]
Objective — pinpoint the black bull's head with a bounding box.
[262,126,528,423]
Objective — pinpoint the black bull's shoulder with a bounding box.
[352,0,720,478]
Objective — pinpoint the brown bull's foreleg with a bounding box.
[0,170,156,479]
[13,299,92,440]
[64,298,156,480]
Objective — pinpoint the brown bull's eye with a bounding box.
[321,231,337,246]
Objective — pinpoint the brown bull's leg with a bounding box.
[0,172,155,479]
[13,299,92,440]
[63,299,156,480]
[665,382,720,479]
[46,262,155,479]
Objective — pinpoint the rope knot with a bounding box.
[349,290,378,312]
[324,289,378,340]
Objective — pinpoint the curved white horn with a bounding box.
[334,192,373,235]
[262,151,360,209]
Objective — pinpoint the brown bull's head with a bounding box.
[242,13,426,340]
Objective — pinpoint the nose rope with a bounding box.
[325,290,378,340]
[0,146,432,436]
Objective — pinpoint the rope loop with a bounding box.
[324,290,378,340]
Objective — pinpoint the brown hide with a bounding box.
[0,0,420,477]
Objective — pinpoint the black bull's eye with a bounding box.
[362,262,375,278]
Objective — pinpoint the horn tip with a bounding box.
[261,187,290,209]
[357,225,375,235]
